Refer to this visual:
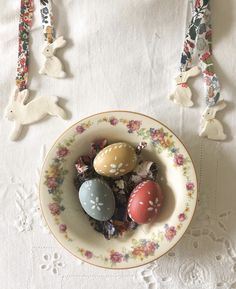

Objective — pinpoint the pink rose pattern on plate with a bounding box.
[110,251,123,263]
[165,225,177,241]
[186,182,195,191]
[56,146,69,158]
[109,117,119,126]
[178,213,187,222]
[127,120,141,133]
[76,125,85,134]
[44,116,196,265]
[59,224,67,232]
[174,153,185,166]
[48,202,61,216]
[84,250,93,259]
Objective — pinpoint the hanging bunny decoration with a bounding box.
[39,0,67,78]
[199,100,226,140]
[169,66,201,107]
[39,36,67,78]
[5,88,66,141]
[169,0,227,141]
[4,0,67,141]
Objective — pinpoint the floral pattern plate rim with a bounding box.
[39,111,198,269]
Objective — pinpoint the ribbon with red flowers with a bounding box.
[4,0,66,141]
[16,0,34,90]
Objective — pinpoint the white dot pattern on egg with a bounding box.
[127,180,164,224]
[79,179,115,221]
[93,142,137,177]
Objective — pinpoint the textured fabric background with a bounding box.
[0,1,236,288]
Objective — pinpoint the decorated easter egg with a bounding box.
[93,142,137,177]
[79,178,115,221]
[127,180,163,224]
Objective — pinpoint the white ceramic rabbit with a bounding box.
[199,100,226,140]
[5,88,67,141]
[169,66,201,107]
[39,36,66,78]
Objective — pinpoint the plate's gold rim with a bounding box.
[39,110,198,270]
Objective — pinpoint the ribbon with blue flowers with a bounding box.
[170,0,227,140]
[182,0,220,106]
[40,0,55,43]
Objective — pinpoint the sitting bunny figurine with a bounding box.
[5,88,67,141]
[199,100,226,140]
[39,36,66,78]
[169,66,201,107]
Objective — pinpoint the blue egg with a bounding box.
[79,178,115,221]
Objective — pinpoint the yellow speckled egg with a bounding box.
[93,142,137,177]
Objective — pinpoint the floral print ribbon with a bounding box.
[39,0,66,78]
[182,0,220,106]
[16,0,34,91]
[4,0,66,141]
[40,0,55,43]
[171,0,227,140]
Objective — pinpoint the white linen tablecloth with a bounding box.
[0,1,236,288]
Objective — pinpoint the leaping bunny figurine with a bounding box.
[199,100,226,140]
[169,66,201,107]
[5,88,67,141]
[39,36,66,78]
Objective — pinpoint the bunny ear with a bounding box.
[214,100,226,112]
[17,89,30,104]
[52,36,66,50]
[187,66,201,78]
[12,87,20,101]
[180,66,201,82]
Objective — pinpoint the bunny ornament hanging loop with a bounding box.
[39,0,67,78]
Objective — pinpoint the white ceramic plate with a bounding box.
[39,111,197,269]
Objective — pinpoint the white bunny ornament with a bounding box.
[169,66,201,107]
[199,100,226,140]
[5,88,67,141]
[39,36,66,78]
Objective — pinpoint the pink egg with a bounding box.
[127,180,163,224]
